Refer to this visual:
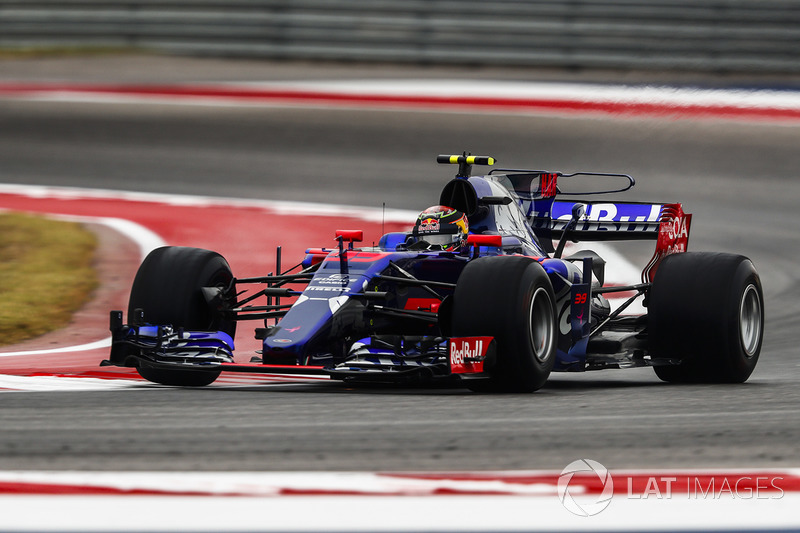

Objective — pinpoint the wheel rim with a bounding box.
[529,287,555,363]
[739,284,762,357]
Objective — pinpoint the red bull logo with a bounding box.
[418,217,440,233]
[449,336,492,374]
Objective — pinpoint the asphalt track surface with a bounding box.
[1,57,800,473]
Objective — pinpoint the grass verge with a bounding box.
[0,212,98,347]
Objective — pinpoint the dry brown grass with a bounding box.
[0,212,98,346]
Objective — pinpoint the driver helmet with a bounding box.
[412,205,469,251]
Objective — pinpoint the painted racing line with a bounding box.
[2,79,800,122]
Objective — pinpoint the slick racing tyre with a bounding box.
[649,252,764,383]
[452,256,557,393]
[128,246,236,387]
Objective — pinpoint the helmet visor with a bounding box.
[424,234,463,250]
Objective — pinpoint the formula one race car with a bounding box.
[103,154,764,392]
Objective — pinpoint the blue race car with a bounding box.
[104,154,764,392]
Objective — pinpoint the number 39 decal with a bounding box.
[574,292,588,305]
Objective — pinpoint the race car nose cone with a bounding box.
[262,296,347,363]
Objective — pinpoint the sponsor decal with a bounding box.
[418,217,440,234]
[272,339,292,344]
[448,336,492,374]
[642,203,692,282]
[529,201,663,233]
[540,173,559,198]
[558,302,572,335]
[306,286,351,293]
[658,206,691,253]
[315,274,350,285]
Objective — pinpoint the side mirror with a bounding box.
[467,234,503,248]
[467,234,503,259]
[335,230,363,243]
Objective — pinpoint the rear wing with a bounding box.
[491,170,692,282]
[533,200,692,282]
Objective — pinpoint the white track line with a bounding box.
[0,183,418,223]
[0,374,145,392]
[231,79,800,110]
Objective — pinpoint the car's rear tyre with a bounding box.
[649,252,764,383]
[452,256,557,393]
[128,246,236,387]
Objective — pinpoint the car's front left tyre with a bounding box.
[128,246,236,387]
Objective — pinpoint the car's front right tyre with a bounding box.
[452,256,557,393]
